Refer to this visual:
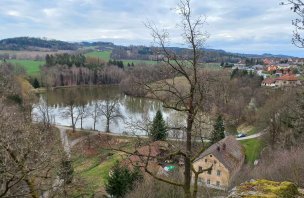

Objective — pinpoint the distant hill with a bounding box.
[0,37,78,51]
[0,37,297,60]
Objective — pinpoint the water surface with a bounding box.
[33,86,185,136]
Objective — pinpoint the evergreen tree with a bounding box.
[150,110,167,141]
[210,115,225,144]
[32,78,40,88]
[105,162,142,198]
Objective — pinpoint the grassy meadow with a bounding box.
[7,59,45,76]
[240,138,264,164]
[85,50,112,61]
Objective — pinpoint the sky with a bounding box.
[0,0,303,57]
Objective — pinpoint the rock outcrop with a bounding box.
[228,179,303,198]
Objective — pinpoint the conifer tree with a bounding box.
[33,78,40,88]
[150,110,167,141]
[105,163,142,197]
[210,115,225,144]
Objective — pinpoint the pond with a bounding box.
[32,86,186,136]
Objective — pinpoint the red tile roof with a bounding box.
[262,78,276,84]
[276,75,298,81]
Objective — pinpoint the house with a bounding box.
[263,58,273,65]
[123,141,170,171]
[261,78,276,87]
[277,64,290,70]
[261,75,301,87]
[232,64,246,70]
[266,65,278,72]
[252,64,264,70]
[275,75,301,87]
[193,136,245,190]
[275,70,283,77]
[256,70,270,79]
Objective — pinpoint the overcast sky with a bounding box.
[0,0,303,57]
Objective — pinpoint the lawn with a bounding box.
[85,50,112,61]
[73,150,121,195]
[240,138,264,164]
[71,133,133,195]
[7,59,45,76]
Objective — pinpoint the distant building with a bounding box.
[275,70,283,77]
[123,141,170,172]
[266,65,278,72]
[193,136,245,190]
[277,64,290,69]
[252,64,264,70]
[261,78,276,87]
[261,75,301,87]
[263,58,273,65]
[256,70,270,79]
[275,75,301,87]
[232,64,246,70]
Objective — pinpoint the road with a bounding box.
[55,124,266,150]
[236,131,266,141]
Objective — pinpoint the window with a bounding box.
[216,181,220,187]
[205,159,207,163]
[209,155,213,157]
[217,170,221,176]
[214,160,217,164]
[207,169,212,175]
[199,166,202,171]
[207,179,210,184]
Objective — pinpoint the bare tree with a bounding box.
[35,94,53,127]
[99,97,123,133]
[78,103,90,129]
[91,101,101,131]
[0,67,64,198]
[110,1,212,197]
[61,96,80,132]
[143,1,212,197]
[282,0,304,47]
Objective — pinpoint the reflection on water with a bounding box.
[32,86,184,135]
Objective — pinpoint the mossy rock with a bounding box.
[229,179,299,198]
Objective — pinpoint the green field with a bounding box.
[85,50,112,61]
[7,59,45,75]
[240,138,264,164]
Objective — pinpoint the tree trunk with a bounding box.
[106,118,110,133]
[72,124,75,133]
[192,173,199,198]
[93,119,96,131]
[71,110,75,132]
[184,92,195,198]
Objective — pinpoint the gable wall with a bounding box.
[193,155,230,189]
